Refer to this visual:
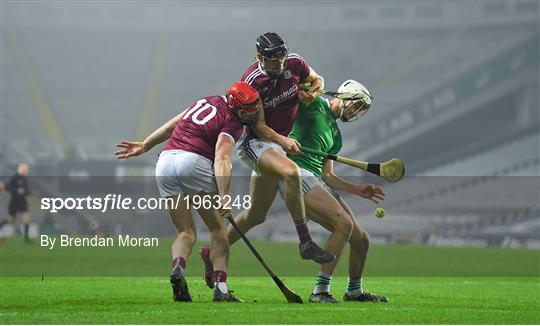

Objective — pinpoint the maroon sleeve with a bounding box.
[290,54,310,81]
[220,116,244,143]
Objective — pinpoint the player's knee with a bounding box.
[179,229,197,245]
[247,211,267,226]
[334,212,353,238]
[209,227,228,242]
[281,164,301,185]
[242,205,269,226]
[349,226,369,250]
[357,230,370,250]
[330,210,354,236]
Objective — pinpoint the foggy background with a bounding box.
[1,1,539,248]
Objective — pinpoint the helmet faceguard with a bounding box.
[259,56,287,78]
[256,32,288,77]
[339,99,370,122]
[227,82,261,125]
[337,80,372,122]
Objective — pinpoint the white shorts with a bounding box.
[155,150,217,198]
[278,168,341,200]
[237,133,285,175]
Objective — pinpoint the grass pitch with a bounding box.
[2,276,539,324]
[1,238,539,324]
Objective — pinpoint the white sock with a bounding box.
[313,271,332,294]
[346,277,363,295]
[216,282,228,294]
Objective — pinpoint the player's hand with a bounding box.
[298,90,316,104]
[115,141,147,159]
[298,82,319,104]
[218,207,233,220]
[281,138,303,155]
[354,184,385,204]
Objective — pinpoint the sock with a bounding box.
[346,277,363,295]
[294,218,312,244]
[214,270,228,293]
[313,271,332,294]
[172,256,186,273]
[24,224,29,240]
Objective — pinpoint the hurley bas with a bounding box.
[40,234,159,250]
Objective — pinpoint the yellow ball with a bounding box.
[375,207,385,218]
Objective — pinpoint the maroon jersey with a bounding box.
[241,53,310,137]
[163,95,244,161]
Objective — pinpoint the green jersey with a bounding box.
[288,96,342,177]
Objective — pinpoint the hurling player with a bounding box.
[283,80,388,303]
[116,82,260,302]
[200,32,334,288]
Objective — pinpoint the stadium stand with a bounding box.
[2,2,538,247]
[423,132,539,176]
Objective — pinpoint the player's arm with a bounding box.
[214,133,236,218]
[141,112,185,150]
[115,111,186,159]
[299,67,325,104]
[322,159,385,204]
[251,109,303,155]
[304,67,324,91]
